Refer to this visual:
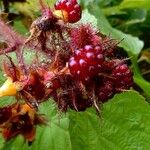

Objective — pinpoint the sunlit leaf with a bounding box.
[0,91,150,149]
[69,91,150,150]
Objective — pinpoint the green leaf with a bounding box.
[79,9,98,27]
[120,0,150,10]
[102,6,127,16]
[103,0,150,16]
[69,91,150,150]
[0,101,71,150]
[13,0,56,18]
[120,9,147,26]
[1,91,150,149]
[131,56,150,98]
[13,20,28,35]
[134,75,150,99]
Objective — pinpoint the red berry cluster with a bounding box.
[94,61,133,102]
[112,63,133,91]
[68,45,104,82]
[67,45,133,103]
[0,0,134,142]
[55,0,81,23]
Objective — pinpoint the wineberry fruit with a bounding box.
[97,79,114,102]
[0,106,12,124]
[68,45,103,82]
[112,64,133,91]
[54,0,81,23]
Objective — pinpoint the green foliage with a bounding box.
[13,20,28,35]
[13,0,56,17]
[103,0,150,15]
[69,91,150,150]
[119,0,150,9]
[0,101,71,150]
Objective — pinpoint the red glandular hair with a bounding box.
[0,0,133,143]
[70,24,102,49]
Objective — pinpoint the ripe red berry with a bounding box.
[97,80,114,102]
[112,64,133,91]
[68,45,104,82]
[54,0,81,23]
[0,106,12,124]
